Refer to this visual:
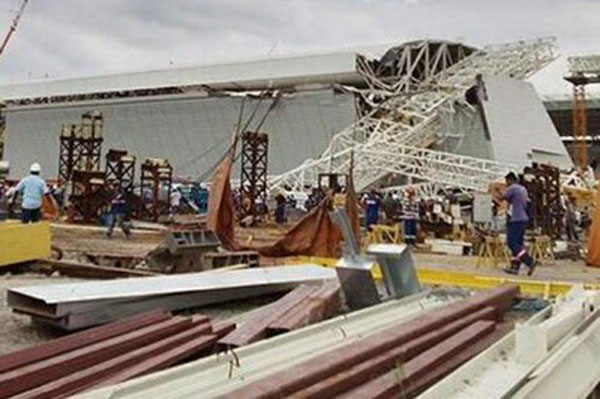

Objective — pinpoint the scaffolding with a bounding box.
[239,132,269,220]
[523,163,563,238]
[58,111,104,181]
[105,149,136,193]
[565,55,600,173]
[140,158,172,221]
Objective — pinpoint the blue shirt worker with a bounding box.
[501,172,537,275]
[106,190,132,238]
[7,163,48,224]
[364,190,381,231]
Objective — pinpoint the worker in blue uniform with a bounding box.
[7,163,48,224]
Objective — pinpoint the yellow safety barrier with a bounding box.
[286,256,600,299]
[0,221,51,267]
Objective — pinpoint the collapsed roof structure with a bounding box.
[0,38,570,193]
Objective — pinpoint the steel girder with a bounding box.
[270,37,557,193]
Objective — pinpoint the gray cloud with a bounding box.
[0,0,599,94]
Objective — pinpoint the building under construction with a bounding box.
[0,39,571,187]
[3,32,600,399]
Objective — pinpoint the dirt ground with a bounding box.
[0,269,279,356]
[415,253,600,284]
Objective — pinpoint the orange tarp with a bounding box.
[206,157,237,249]
[586,189,600,266]
[207,157,360,258]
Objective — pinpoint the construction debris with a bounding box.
[7,265,337,330]
[75,287,518,399]
[35,259,160,279]
[0,310,234,399]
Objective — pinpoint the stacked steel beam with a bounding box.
[0,310,234,399]
[219,281,341,348]
[216,285,519,399]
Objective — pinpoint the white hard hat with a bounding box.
[30,163,41,173]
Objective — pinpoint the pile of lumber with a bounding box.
[219,280,341,348]
[0,310,234,399]
[8,265,337,330]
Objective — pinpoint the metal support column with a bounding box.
[239,131,268,221]
[140,158,172,221]
[105,149,136,193]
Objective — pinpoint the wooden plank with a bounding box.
[0,317,192,398]
[0,310,170,374]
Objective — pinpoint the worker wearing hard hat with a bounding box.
[6,163,48,223]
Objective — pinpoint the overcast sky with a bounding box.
[0,0,599,95]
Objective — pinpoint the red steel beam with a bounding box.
[289,306,496,399]
[269,281,341,332]
[97,321,236,389]
[0,310,170,373]
[336,320,496,399]
[405,322,513,398]
[212,321,237,337]
[216,285,518,399]
[0,317,192,398]
[14,323,213,399]
[219,285,318,348]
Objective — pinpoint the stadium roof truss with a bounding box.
[270,37,559,193]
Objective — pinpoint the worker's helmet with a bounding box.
[29,163,41,174]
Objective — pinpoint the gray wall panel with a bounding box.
[481,75,572,169]
[4,90,355,180]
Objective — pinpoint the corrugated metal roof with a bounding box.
[0,50,374,101]
[3,89,355,179]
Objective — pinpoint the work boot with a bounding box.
[503,260,520,275]
[523,254,537,276]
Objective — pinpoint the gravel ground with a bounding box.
[0,252,597,357]
[0,272,79,355]
[0,269,279,356]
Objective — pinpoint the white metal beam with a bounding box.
[270,38,558,193]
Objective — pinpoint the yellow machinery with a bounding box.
[0,221,51,267]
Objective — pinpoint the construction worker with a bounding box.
[500,172,537,275]
[7,163,48,224]
[403,190,419,245]
[105,189,132,238]
[363,189,381,231]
